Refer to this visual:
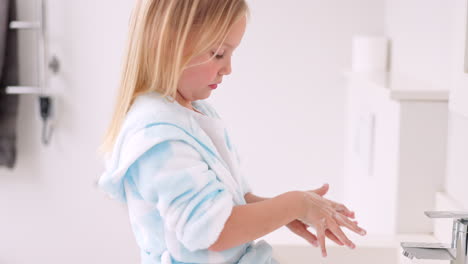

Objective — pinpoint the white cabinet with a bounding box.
[343,71,450,235]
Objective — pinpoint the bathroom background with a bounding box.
[1,0,467,263]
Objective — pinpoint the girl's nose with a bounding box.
[220,61,232,76]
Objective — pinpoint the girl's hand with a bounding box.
[285,219,349,247]
[306,183,356,220]
[285,219,319,247]
[297,188,367,258]
[286,184,356,248]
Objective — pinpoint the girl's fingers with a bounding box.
[317,219,328,257]
[329,200,354,219]
[320,196,355,219]
[327,220,355,249]
[334,211,367,236]
[343,208,355,219]
[303,231,319,247]
[290,221,319,247]
[325,229,345,246]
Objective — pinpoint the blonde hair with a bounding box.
[99,0,249,155]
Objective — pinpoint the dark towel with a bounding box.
[0,0,19,169]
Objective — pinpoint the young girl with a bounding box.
[98,1,367,263]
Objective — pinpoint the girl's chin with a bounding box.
[194,91,212,101]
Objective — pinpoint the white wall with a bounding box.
[449,0,468,119]
[445,0,468,210]
[385,0,468,209]
[445,113,468,210]
[384,0,456,90]
[0,0,384,263]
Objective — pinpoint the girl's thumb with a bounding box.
[311,183,329,196]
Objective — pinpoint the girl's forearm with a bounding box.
[209,191,304,252]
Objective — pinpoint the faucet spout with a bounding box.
[401,242,456,261]
[401,211,468,264]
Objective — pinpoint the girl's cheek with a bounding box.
[210,65,220,76]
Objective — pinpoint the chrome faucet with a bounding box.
[401,211,468,264]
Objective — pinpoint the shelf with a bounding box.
[343,70,450,102]
[9,21,40,30]
[6,86,41,94]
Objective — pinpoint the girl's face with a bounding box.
[176,15,247,108]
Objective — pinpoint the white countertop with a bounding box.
[259,225,440,248]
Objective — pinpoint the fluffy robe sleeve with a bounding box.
[127,139,235,252]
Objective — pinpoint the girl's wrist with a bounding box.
[294,191,308,220]
[244,191,306,221]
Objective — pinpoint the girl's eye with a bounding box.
[211,51,224,59]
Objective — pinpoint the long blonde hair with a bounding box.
[99,0,249,155]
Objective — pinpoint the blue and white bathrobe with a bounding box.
[98,92,279,264]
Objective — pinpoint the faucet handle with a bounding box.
[425,211,468,220]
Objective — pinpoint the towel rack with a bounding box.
[6,0,59,145]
